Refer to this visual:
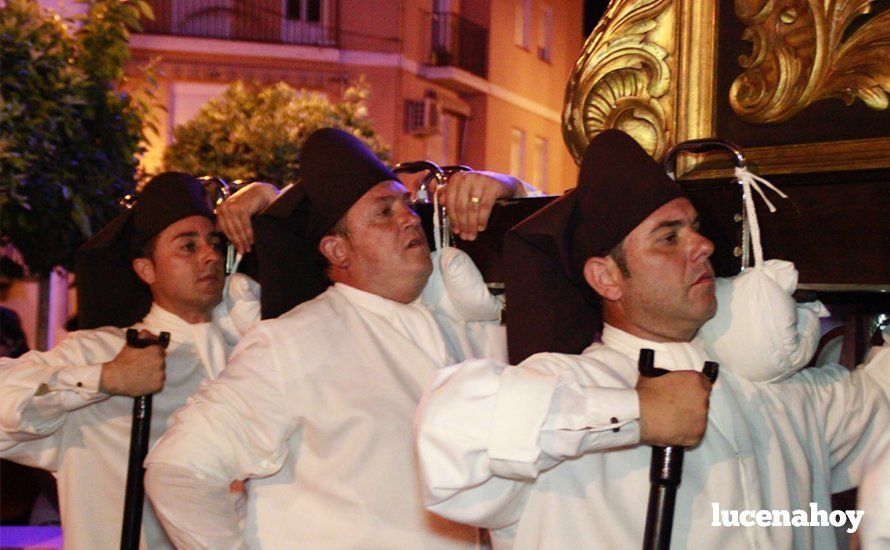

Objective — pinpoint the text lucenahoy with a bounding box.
[711,503,863,533]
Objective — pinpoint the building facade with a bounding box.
[128,0,584,192]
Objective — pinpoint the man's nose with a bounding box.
[397,203,421,229]
[201,241,224,264]
[691,231,714,261]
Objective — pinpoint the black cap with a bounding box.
[301,128,397,242]
[254,128,396,318]
[129,172,213,257]
[505,130,685,362]
[76,172,213,329]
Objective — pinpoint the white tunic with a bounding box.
[0,274,259,550]
[415,325,890,550]
[145,283,514,549]
[858,345,890,549]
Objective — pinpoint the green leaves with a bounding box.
[164,78,389,187]
[0,0,155,276]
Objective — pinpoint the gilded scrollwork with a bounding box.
[562,0,673,162]
[730,0,890,123]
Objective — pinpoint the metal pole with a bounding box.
[638,349,718,550]
[120,328,170,550]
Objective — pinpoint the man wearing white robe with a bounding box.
[0,173,261,549]
[144,128,551,549]
[414,130,890,549]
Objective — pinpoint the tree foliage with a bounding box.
[163,80,388,186]
[0,0,154,277]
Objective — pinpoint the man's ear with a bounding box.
[319,235,349,269]
[132,257,156,285]
[583,256,623,301]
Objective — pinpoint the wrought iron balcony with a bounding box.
[427,11,488,79]
[139,0,338,47]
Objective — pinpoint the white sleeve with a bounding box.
[0,331,118,445]
[145,325,296,547]
[214,272,261,340]
[415,355,639,529]
[796,355,890,493]
[858,431,890,549]
[503,174,543,198]
[145,463,248,550]
[861,345,890,398]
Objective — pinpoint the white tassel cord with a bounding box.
[734,166,789,269]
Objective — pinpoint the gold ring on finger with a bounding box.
[469,195,481,207]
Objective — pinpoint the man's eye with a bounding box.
[661,233,678,244]
[378,207,392,217]
[182,242,197,252]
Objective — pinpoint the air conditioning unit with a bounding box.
[405,94,440,136]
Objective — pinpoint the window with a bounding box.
[510,128,527,180]
[286,0,321,22]
[532,136,548,189]
[170,82,229,132]
[281,0,331,45]
[514,0,531,49]
[537,4,553,62]
[424,111,462,166]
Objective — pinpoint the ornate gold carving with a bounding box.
[730,0,890,123]
[562,0,673,163]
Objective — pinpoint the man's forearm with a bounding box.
[416,358,639,528]
[0,358,109,440]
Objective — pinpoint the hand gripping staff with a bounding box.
[638,348,719,550]
[120,328,170,550]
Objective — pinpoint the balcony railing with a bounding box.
[427,11,488,79]
[139,0,338,47]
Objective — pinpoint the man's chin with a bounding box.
[702,296,718,323]
[199,289,225,310]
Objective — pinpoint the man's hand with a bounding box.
[99,330,167,397]
[216,182,280,254]
[440,171,524,241]
[637,370,712,447]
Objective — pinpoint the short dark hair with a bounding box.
[329,215,350,239]
[608,239,630,278]
[585,238,630,304]
[139,234,159,260]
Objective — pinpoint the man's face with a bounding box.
[133,215,225,323]
[607,197,717,342]
[335,180,433,301]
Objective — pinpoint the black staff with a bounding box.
[638,348,718,550]
[121,328,170,550]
